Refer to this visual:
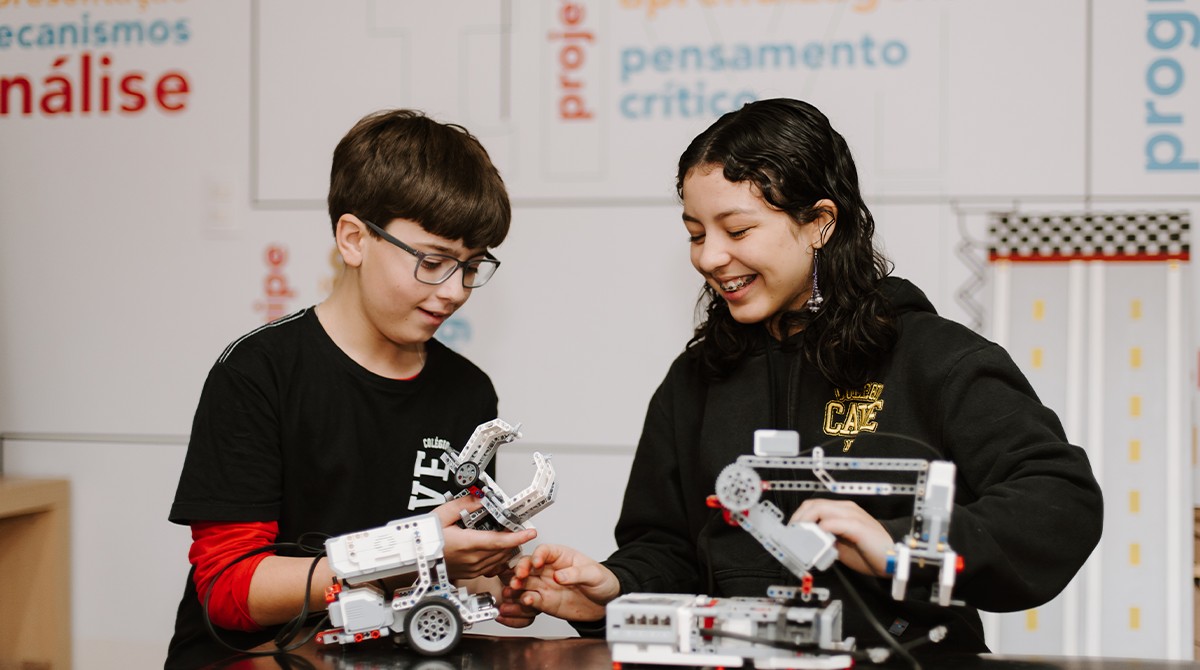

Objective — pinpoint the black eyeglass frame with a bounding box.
[361,218,501,288]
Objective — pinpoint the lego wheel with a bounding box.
[405,598,463,656]
[715,463,762,512]
[454,462,479,487]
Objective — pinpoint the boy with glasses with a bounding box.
[165,110,535,668]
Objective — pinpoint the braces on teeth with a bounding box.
[722,277,750,291]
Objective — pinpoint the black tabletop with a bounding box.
[205,634,1200,670]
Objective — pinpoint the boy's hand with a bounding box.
[507,544,618,622]
[434,496,536,579]
[789,498,893,577]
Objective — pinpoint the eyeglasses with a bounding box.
[361,219,501,288]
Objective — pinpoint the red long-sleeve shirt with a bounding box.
[188,520,277,632]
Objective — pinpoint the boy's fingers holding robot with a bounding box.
[432,495,484,527]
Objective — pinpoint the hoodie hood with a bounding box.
[880,276,938,317]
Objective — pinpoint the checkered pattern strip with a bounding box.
[987,211,1190,263]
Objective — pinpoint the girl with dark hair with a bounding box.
[679,97,895,389]
[507,98,1102,657]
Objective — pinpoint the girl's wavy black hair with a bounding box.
[677,98,896,389]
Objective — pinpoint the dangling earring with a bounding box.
[806,248,824,313]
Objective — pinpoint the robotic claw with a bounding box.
[316,419,557,656]
[432,418,558,533]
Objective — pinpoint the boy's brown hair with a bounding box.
[328,109,511,250]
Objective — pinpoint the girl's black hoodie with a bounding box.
[598,277,1104,654]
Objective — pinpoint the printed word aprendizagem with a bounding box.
[620,0,883,20]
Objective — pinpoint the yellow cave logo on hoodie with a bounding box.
[823,382,884,452]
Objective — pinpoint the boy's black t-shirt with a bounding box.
[166,307,500,669]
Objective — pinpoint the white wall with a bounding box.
[1,0,1198,665]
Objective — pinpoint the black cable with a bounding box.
[829,563,925,670]
[201,532,334,658]
[271,552,328,648]
[701,627,846,655]
[270,531,333,647]
[901,627,947,652]
[808,430,944,461]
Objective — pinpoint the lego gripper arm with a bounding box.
[711,430,960,606]
[431,418,558,532]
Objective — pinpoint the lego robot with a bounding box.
[316,419,557,656]
[607,429,960,669]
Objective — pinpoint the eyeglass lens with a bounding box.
[361,218,500,288]
[414,255,499,288]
